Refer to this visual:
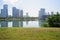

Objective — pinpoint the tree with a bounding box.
[47,12,60,27]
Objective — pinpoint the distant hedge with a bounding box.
[47,12,60,27]
[43,12,60,27]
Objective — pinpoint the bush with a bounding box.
[42,22,49,27]
[47,12,60,27]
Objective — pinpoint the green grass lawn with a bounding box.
[0,28,60,40]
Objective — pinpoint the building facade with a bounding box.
[39,8,46,19]
[0,4,8,18]
[19,10,23,17]
[12,7,19,18]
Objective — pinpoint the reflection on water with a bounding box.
[8,21,12,27]
[0,21,8,27]
[13,21,19,27]
[19,21,23,27]
[0,20,45,28]
[39,20,45,27]
[26,21,28,25]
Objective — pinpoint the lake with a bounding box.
[0,20,45,28]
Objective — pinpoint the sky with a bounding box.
[0,0,60,17]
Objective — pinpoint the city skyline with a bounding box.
[0,4,23,18]
[0,0,60,17]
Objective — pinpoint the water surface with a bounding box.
[0,20,45,28]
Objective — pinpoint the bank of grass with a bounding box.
[0,28,60,40]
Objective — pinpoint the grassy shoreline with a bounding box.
[0,28,60,40]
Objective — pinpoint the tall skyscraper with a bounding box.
[0,4,8,18]
[48,12,50,15]
[0,9,3,17]
[51,12,54,15]
[3,4,8,18]
[16,9,19,17]
[3,4,8,9]
[12,7,19,18]
[26,12,29,17]
[19,10,23,17]
[39,8,45,19]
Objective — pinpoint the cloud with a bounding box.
[3,0,18,5]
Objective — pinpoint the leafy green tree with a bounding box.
[47,12,60,27]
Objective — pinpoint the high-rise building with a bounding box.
[16,9,19,17]
[39,8,45,19]
[0,9,3,17]
[26,12,29,17]
[51,12,54,15]
[3,4,8,9]
[48,12,50,15]
[0,4,8,18]
[3,4,8,18]
[12,7,19,18]
[19,10,23,17]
